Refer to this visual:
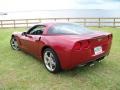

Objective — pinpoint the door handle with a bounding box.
[35,37,41,42]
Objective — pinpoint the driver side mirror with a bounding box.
[22,32,27,36]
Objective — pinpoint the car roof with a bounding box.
[37,22,77,26]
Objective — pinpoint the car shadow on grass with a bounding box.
[59,60,106,76]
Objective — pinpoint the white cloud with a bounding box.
[0,0,120,12]
[74,0,120,9]
[0,0,77,12]
[76,0,104,4]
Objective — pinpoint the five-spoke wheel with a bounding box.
[43,48,61,73]
[10,37,20,50]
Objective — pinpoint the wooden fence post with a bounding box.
[98,18,101,28]
[67,18,69,22]
[54,18,56,22]
[26,19,28,27]
[39,18,41,23]
[113,18,115,28]
[84,18,86,27]
[13,20,15,28]
[1,20,3,28]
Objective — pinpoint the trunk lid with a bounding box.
[57,31,111,43]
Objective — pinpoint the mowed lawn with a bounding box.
[0,27,120,90]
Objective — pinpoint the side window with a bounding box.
[28,25,45,35]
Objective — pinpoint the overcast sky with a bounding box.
[0,0,120,12]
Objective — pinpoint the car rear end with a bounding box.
[69,33,112,69]
[46,23,113,70]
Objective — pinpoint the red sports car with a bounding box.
[10,23,112,73]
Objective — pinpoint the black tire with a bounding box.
[10,36,20,50]
[43,48,61,73]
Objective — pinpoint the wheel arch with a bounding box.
[11,34,18,38]
[41,45,55,60]
[11,34,15,38]
[41,45,62,72]
[11,34,21,48]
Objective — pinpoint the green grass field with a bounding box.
[0,27,120,90]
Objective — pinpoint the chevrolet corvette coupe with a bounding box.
[10,23,112,73]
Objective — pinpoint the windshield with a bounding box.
[48,23,93,35]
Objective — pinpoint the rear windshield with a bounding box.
[48,23,93,35]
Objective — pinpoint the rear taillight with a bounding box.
[73,42,81,50]
[82,41,90,48]
[73,40,90,50]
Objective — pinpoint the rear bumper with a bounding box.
[61,51,108,70]
[70,50,108,67]
[60,43,111,70]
